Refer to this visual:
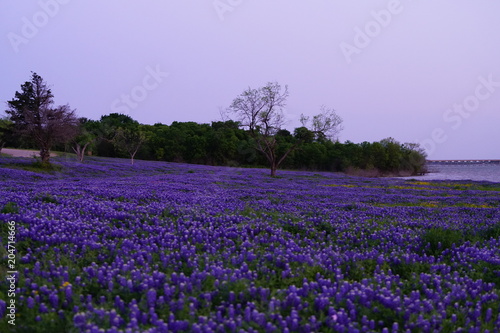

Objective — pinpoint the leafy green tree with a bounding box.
[293,142,326,170]
[84,111,425,176]
[380,137,402,172]
[113,125,147,165]
[359,141,375,170]
[401,142,427,175]
[293,127,314,144]
[99,113,138,129]
[208,121,242,165]
[341,141,364,170]
[6,72,78,163]
[72,118,98,162]
[370,141,388,171]
[96,113,139,157]
[147,123,170,161]
[0,117,14,153]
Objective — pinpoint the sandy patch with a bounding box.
[1,148,57,158]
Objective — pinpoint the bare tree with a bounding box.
[300,105,343,142]
[227,83,344,176]
[72,142,90,162]
[227,82,297,176]
[6,72,78,163]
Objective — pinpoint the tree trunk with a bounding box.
[40,147,50,163]
[73,145,82,162]
[78,148,84,162]
[130,145,141,165]
[270,163,277,177]
[77,147,84,162]
[81,142,90,162]
[73,142,90,162]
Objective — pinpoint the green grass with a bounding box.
[421,224,500,257]
[406,180,500,192]
[36,194,58,204]
[479,223,500,239]
[1,201,19,214]
[3,160,62,173]
[474,184,500,192]
[422,228,465,256]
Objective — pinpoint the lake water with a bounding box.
[401,164,500,183]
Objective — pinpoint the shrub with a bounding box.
[422,228,463,256]
[1,202,19,214]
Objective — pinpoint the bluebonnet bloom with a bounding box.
[1,157,499,331]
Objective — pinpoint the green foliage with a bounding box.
[293,126,314,143]
[31,161,62,171]
[1,202,19,214]
[0,117,14,149]
[342,259,379,281]
[37,194,58,204]
[281,221,307,236]
[5,160,62,173]
[390,261,431,280]
[468,261,500,285]
[479,223,500,239]
[422,228,464,255]
[314,221,335,235]
[475,184,500,192]
[72,117,99,162]
[114,196,126,202]
[2,313,73,333]
[161,208,178,219]
[4,108,427,175]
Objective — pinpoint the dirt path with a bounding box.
[1,148,57,158]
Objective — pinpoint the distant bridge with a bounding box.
[427,160,500,165]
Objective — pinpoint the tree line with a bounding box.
[2,73,427,176]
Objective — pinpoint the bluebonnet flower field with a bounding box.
[1,156,500,332]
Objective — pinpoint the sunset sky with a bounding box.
[1,1,499,159]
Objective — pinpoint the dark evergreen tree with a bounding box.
[6,72,78,163]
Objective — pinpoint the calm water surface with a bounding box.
[402,164,500,183]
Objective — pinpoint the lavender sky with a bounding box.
[1,1,499,159]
